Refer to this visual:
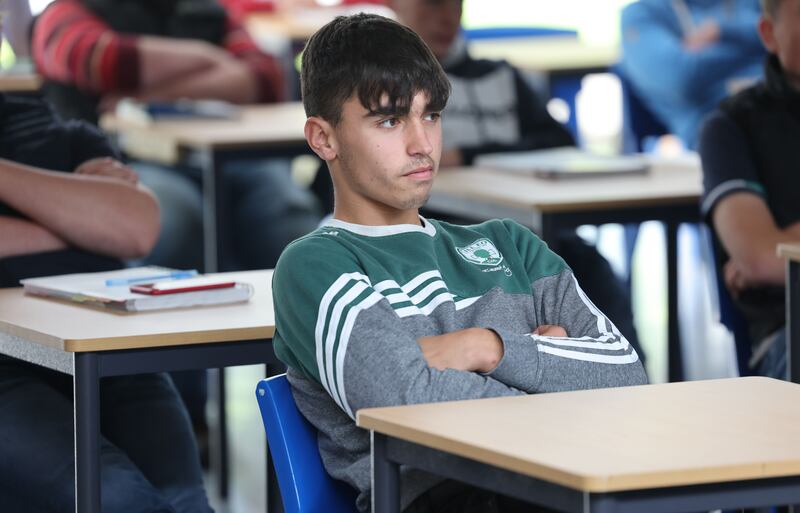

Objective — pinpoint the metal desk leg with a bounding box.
[74,352,101,513]
[216,368,229,499]
[199,149,225,274]
[372,432,400,513]
[199,147,231,499]
[788,260,800,384]
[666,222,683,382]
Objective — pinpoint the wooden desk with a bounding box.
[427,155,702,382]
[359,377,800,512]
[468,36,618,74]
[778,243,800,384]
[246,5,396,43]
[0,72,42,92]
[0,270,279,513]
[100,102,309,272]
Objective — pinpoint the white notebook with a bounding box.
[21,267,253,312]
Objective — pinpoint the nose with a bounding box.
[406,119,433,157]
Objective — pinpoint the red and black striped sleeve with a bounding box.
[222,16,285,103]
[32,0,140,94]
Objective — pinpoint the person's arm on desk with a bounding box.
[0,158,159,259]
[700,111,799,297]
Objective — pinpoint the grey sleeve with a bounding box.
[486,269,648,393]
[338,300,524,419]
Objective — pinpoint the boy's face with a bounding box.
[328,91,442,224]
[760,0,800,88]
[391,0,463,60]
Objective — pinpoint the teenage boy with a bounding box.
[272,14,647,513]
[699,0,800,379]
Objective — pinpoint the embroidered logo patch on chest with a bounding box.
[456,238,504,266]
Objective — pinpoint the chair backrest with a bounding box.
[255,375,359,513]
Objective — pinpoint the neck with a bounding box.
[333,207,421,226]
[333,201,421,227]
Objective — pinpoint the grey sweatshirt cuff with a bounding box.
[484,328,541,392]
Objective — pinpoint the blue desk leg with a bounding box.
[74,352,100,513]
[788,260,799,384]
[372,432,400,513]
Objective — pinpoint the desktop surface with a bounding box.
[358,377,800,493]
[0,270,275,352]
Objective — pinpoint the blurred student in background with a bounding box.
[32,0,321,272]
[699,0,800,379]
[0,90,213,512]
[621,0,766,149]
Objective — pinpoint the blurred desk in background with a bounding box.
[468,35,618,74]
[426,154,702,382]
[0,72,42,92]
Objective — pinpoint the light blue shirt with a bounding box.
[620,0,765,148]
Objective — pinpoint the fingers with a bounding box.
[74,158,139,184]
[533,325,567,337]
[724,261,746,298]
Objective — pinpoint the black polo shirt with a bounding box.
[699,55,800,344]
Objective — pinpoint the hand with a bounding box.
[532,324,567,337]
[684,21,720,51]
[724,260,750,298]
[439,148,464,168]
[418,328,504,373]
[75,157,139,185]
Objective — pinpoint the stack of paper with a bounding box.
[21,267,253,312]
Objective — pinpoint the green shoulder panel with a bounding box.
[498,219,568,282]
[272,230,365,385]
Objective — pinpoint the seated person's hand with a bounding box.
[723,259,750,298]
[418,327,503,373]
[684,21,720,51]
[75,157,139,185]
[532,324,567,337]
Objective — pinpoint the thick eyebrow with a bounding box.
[363,105,406,118]
[363,102,440,119]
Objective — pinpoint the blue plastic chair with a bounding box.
[255,375,359,513]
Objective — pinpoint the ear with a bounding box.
[758,15,778,53]
[305,117,338,161]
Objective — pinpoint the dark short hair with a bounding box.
[761,0,783,18]
[300,13,451,125]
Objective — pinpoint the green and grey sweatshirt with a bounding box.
[272,217,647,512]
